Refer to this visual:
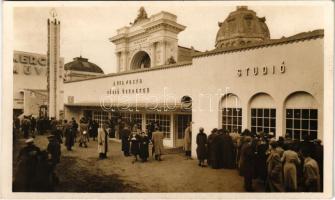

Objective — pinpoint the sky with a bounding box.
[13,2,325,74]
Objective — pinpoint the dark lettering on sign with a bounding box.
[14,54,47,66]
[20,55,29,64]
[108,78,149,95]
[113,78,143,86]
[23,65,31,75]
[237,61,286,77]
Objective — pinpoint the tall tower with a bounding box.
[47,9,61,119]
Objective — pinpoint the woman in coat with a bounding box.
[266,142,284,192]
[79,118,89,148]
[207,128,218,167]
[196,127,207,167]
[91,120,99,141]
[139,132,150,162]
[130,131,140,163]
[64,120,74,151]
[281,144,301,192]
[97,123,109,159]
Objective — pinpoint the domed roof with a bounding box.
[64,56,104,74]
[215,6,270,48]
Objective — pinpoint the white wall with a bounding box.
[63,37,324,156]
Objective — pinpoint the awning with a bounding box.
[64,102,191,112]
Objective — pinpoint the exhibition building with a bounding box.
[60,6,324,154]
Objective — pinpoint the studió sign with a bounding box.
[237,61,286,77]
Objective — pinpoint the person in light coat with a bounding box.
[266,141,284,192]
[98,123,109,159]
[301,148,320,192]
[281,144,301,192]
[152,126,164,161]
[183,122,192,159]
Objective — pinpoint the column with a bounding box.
[162,41,167,65]
[276,105,284,140]
[170,114,175,147]
[242,102,249,131]
[151,42,156,67]
[119,51,128,72]
[116,52,121,72]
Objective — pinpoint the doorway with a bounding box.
[174,114,192,147]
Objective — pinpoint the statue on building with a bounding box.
[167,56,176,64]
[134,7,148,24]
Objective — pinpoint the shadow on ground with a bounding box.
[55,156,140,192]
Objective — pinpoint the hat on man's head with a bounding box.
[25,138,34,144]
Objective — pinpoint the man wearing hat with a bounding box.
[47,135,61,167]
[240,136,256,192]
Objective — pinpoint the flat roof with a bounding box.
[64,61,192,84]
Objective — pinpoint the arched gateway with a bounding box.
[130,51,151,70]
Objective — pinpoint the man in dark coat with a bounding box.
[71,118,78,142]
[91,120,99,141]
[196,127,207,167]
[21,116,31,139]
[312,139,323,191]
[212,129,224,169]
[121,125,131,156]
[221,130,235,169]
[207,128,218,167]
[146,122,155,141]
[64,120,75,151]
[52,121,63,144]
[14,138,40,191]
[32,151,54,192]
[240,136,256,192]
[30,117,36,137]
[47,135,61,167]
[256,137,268,183]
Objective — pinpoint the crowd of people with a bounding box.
[13,115,323,193]
[194,127,323,192]
[120,122,164,163]
[13,125,62,192]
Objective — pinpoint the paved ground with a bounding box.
[13,134,265,192]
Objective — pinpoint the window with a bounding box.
[286,109,317,140]
[146,113,171,139]
[222,108,242,133]
[120,112,143,130]
[93,111,109,128]
[251,108,276,135]
[177,115,192,139]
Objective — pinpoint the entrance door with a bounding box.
[83,110,93,120]
[175,114,192,147]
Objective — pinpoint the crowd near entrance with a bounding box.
[77,109,192,149]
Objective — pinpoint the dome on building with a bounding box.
[64,56,104,74]
[215,6,270,48]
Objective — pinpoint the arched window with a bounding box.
[284,92,318,140]
[220,94,242,133]
[249,93,276,135]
